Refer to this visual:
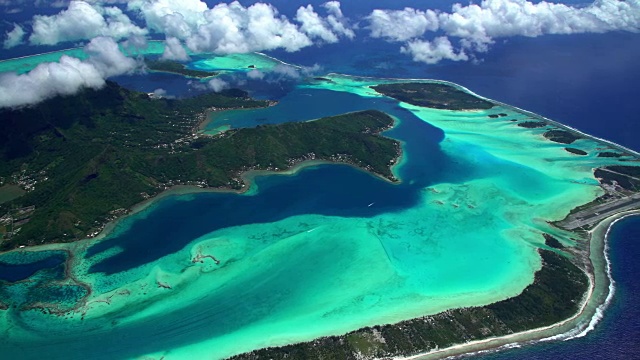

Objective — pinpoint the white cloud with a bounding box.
[29,0,147,45]
[161,36,189,61]
[439,0,640,49]
[129,0,354,54]
[401,37,468,64]
[84,36,138,77]
[296,5,339,43]
[247,69,264,80]
[369,0,640,63]
[121,34,148,53]
[207,78,228,92]
[0,37,139,108]
[368,7,439,42]
[152,88,166,96]
[151,87,175,98]
[17,1,355,54]
[186,2,312,54]
[0,56,104,108]
[128,0,208,38]
[3,23,25,48]
[295,2,354,43]
[322,1,355,40]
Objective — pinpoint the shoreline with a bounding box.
[74,157,401,246]
[1,53,638,359]
[0,159,393,255]
[196,101,278,133]
[393,210,639,360]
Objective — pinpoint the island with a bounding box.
[0,82,399,250]
[372,82,494,110]
[565,147,588,155]
[146,59,218,78]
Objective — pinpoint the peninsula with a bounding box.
[146,59,218,78]
[0,83,399,250]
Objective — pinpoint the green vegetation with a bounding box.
[230,250,588,360]
[0,82,267,248]
[0,185,24,205]
[518,121,547,128]
[543,129,582,144]
[372,82,494,110]
[594,165,640,191]
[543,233,565,249]
[565,147,588,155]
[0,82,398,250]
[146,60,217,78]
[598,152,623,158]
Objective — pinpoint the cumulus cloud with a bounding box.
[16,0,355,53]
[207,78,228,92]
[322,1,355,39]
[185,2,313,54]
[247,69,265,80]
[368,7,439,42]
[84,36,138,76]
[28,0,147,45]
[121,34,148,53]
[128,0,353,54]
[3,23,25,48]
[296,5,340,43]
[152,88,166,97]
[295,2,354,43]
[439,0,640,49]
[0,37,138,108]
[128,0,208,37]
[401,37,468,64]
[161,36,189,61]
[369,0,640,63]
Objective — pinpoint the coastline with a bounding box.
[146,68,217,80]
[88,157,400,245]
[196,101,278,132]
[393,210,640,360]
[1,52,638,360]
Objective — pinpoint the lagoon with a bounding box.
[0,52,635,359]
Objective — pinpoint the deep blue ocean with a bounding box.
[1,0,639,358]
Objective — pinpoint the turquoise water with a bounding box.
[0,54,632,359]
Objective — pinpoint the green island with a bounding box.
[517,120,547,128]
[543,129,582,144]
[565,147,588,155]
[146,59,218,78]
[0,82,399,249]
[597,151,624,158]
[372,82,494,110]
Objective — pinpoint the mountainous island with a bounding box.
[0,82,399,250]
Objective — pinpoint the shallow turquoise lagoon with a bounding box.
[0,56,629,359]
